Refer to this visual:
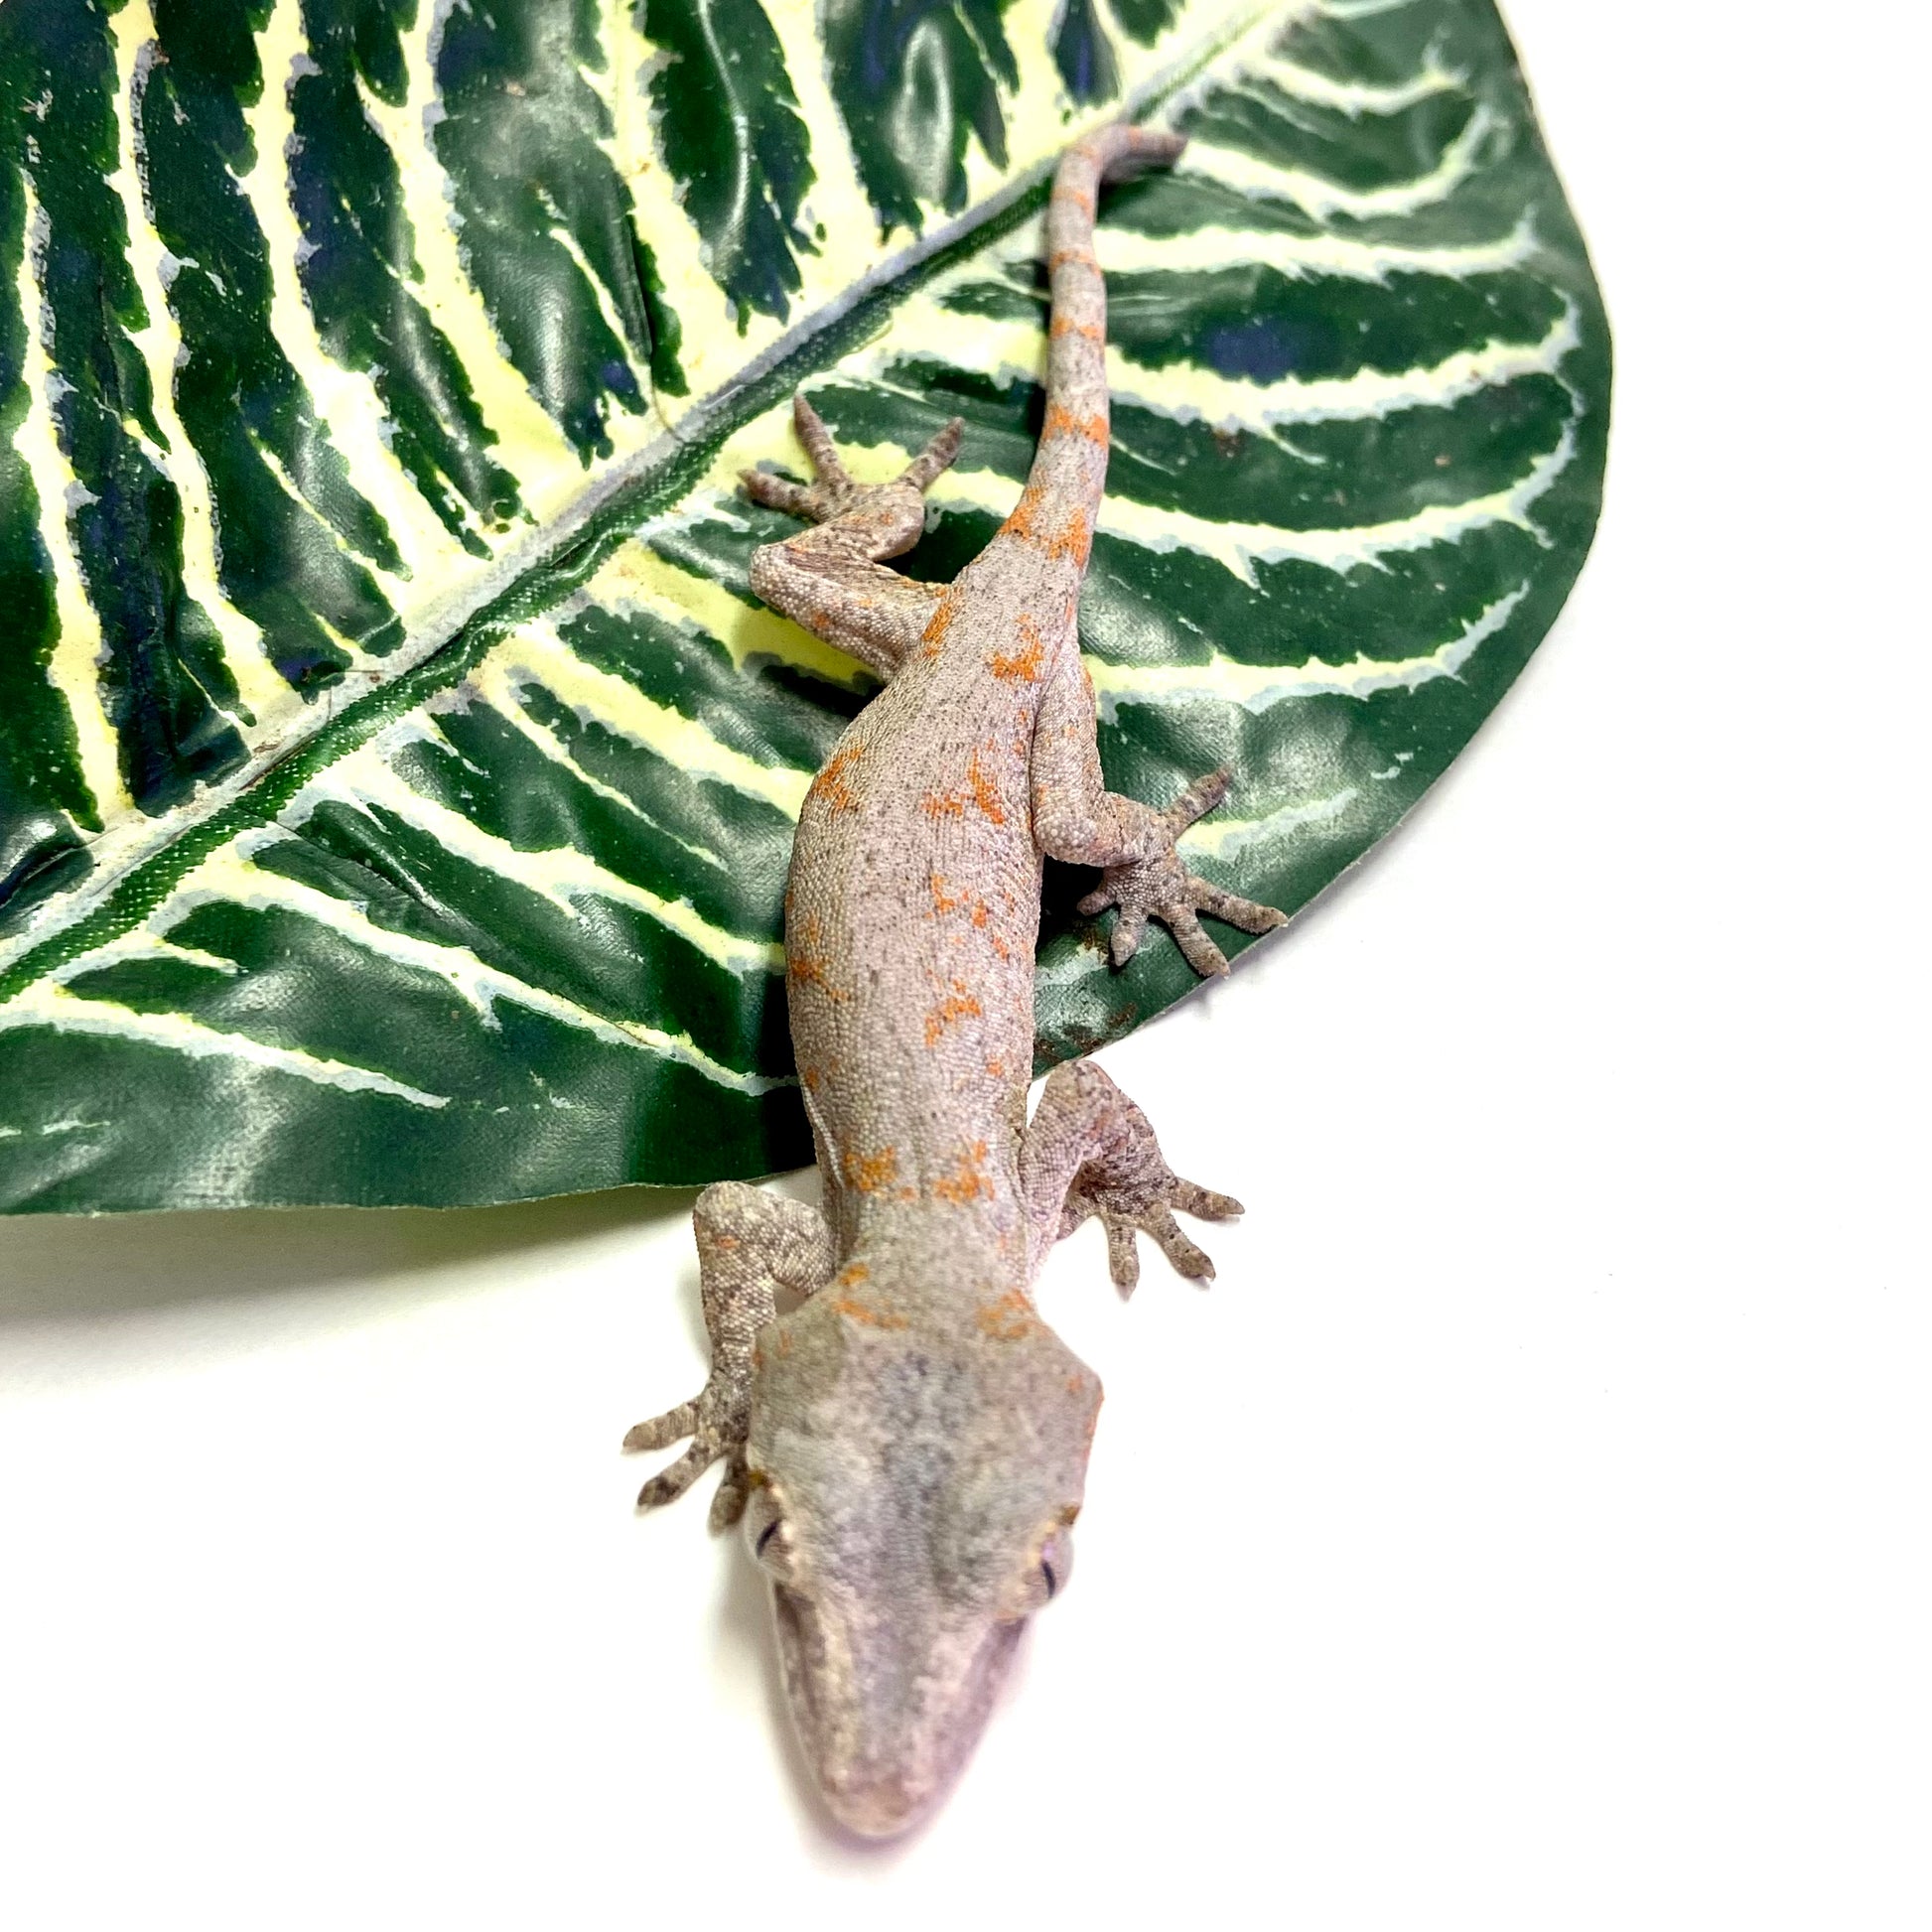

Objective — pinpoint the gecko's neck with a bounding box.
[832,1188,1036,1301]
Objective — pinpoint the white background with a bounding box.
[2,3,1925,1925]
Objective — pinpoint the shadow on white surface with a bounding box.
[0,1183,700,1323]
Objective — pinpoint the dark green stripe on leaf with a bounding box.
[639,0,816,329]
[0,74,95,890]
[433,0,685,455]
[2,2,248,832]
[141,0,405,682]
[1052,0,1120,106]
[1105,0,1180,48]
[821,0,1021,234]
[288,0,525,554]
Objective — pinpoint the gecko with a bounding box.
[624,122,1285,1838]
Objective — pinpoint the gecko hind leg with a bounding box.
[740,393,963,678]
[1020,1059,1244,1294]
[624,1182,833,1529]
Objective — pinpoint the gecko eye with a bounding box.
[1003,1526,1075,1619]
[743,1489,798,1586]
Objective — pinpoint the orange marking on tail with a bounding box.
[924,980,984,1047]
[986,1055,1008,1079]
[1050,184,1096,215]
[806,744,861,812]
[834,1263,870,1288]
[919,790,965,819]
[1049,315,1103,343]
[1044,403,1108,448]
[840,1146,899,1193]
[1048,246,1097,273]
[989,615,1045,681]
[1001,483,1045,545]
[1047,508,1092,568]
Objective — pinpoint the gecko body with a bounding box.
[626,125,1284,1837]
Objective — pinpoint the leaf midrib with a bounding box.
[0,2,1281,1006]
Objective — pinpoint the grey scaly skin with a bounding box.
[625,124,1285,1839]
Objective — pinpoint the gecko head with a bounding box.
[743,1285,1103,1838]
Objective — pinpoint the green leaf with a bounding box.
[1053,0,1122,107]
[431,0,686,451]
[820,0,1022,233]
[288,0,526,554]
[0,0,1608,1211]
[637,0,817,329]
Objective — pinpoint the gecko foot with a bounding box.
[1036,1059,1246,1294]
[740,392,962,553]
[1078,767,1287,977]
[1065,1169,1244,1295]
[624,1383,753,1531]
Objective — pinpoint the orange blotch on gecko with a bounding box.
[932,1140,996,1205]
[989,615,1045,682]
[806,745,861,813]
[977,1288,1043,1341]
[1043,403,1107,448]
[1046,509,1092,567]
[840,1146,899,1193]
[924,980,984,1047]
[829,1294,908,1330]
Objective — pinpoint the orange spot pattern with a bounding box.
[834,1263,870,1288]
[977,1289,1042,1341]
[1050,314,1103,343]
[921,593,957,658]
[924,980,984,1048]
[1048,246,1097,273]
[989,615,1045,682]
[829,1294,908,1330]
[921,751,1008,826]
[785,916,844,1001]
[967,749,1007,825]
[1047,509,1092,568]
[933,1140,996,1205]
[1043,403,1107,448]
[840,1145,899,1194]
[806,744,861,813]
[1001,483,1043,545]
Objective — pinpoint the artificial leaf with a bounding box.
[0,0,1607,1210]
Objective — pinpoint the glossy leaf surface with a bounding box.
[0,0,1607,1210]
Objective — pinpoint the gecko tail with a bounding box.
[1089,125,1187,178]
[1006,123,1185,545]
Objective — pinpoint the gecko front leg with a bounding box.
[624,1182,833,1528]
[1020,1058,1243,1291]
[741,394,963,679]
[1031,649,1287,976]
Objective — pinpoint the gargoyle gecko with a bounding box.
[625,123,1284,1838]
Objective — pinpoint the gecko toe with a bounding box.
[622,1401,697,1453]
